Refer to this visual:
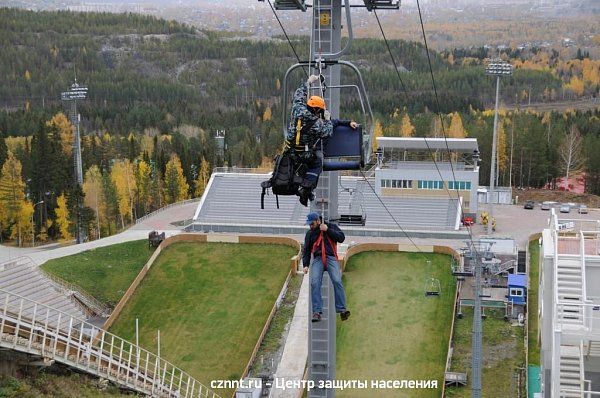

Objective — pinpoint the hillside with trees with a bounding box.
[0,8,599,245]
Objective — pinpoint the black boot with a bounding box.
[298,187,310,206]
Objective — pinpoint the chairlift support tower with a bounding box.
[268,1,398,397]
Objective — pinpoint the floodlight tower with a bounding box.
[485,59,512,235]
[61,79,88,244]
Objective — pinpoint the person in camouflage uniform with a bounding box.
[284,74,358,206]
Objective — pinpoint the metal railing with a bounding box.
[135,199,199,224]
[2,256,110,319]
[0,256,34,271]
[41,271,111,317]
[0,288,220,398]
[212,167,271,174]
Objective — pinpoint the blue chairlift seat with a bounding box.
[322,125,363,171]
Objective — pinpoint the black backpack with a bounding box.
[261,152,303,209]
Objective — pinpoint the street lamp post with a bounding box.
[32,200,44,247]
[61,79,88,244]
[485,59,513,235]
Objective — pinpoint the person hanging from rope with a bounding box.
[284,74,359,206]
[303,212,351,323]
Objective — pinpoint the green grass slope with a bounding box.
[336,252,456,398]
[109,242,296,397]
[41,240,155,306]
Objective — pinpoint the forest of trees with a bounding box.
[0,8,599,245]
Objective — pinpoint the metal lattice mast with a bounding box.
[471,244,483,398]
[310,0,341,222]
[61,80,88,244]
[467,241,494,398]
[308,3,340,396]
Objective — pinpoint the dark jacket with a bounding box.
[302,223,345,267]
[286,82,333,148]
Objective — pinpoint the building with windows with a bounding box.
[375,137,480,216]
[538,210,600,397]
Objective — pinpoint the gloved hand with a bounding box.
[323,110,331,121]
[350,121,358,129]
[306,74,319,85]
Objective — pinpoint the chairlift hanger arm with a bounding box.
[269,0,354,58]
[282,60,375,163]
[266,0,400,11]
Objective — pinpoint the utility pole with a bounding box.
[61,79,88,244]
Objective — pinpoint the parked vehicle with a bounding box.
[524,200,535,209]
[541,202,552,210]
[578,205,588,214]
[559,204,571,213]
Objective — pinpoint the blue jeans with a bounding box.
[310,254,347,314]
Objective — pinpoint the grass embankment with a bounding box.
[336,252,456,398]
[528,241,541,366]
[41,240,155,307]
[109,242,296,397]
[446,307,526,397]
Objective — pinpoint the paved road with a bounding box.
[131,200,199,230]
[471,204,599,249]
[496,98,600,113]
[0,200,200,266]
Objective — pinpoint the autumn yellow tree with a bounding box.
[194,157,211,197]
[399,114,415,137]
[263,106,272,122]
[135,160,153,215]
[0,152,26,246]
[83,165,104,240]
[111,159,135,229]
[37,219,52,244]
[372,119,384,153]
[448,112,466,138]
[12,201,34,246]
[257,156,273,173]
[565,76,584,97]
[46,112,74,156]
[163,154,189,204]
[582,59,600,86]
[55,193,72,241]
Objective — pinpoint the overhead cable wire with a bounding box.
[414,0,479,248]
[373,5,479,251]
[373,9,407,94]
[359,170,432,259]
[264,1,446,258]
[266,0,308,78]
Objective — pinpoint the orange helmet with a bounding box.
[307,96,326,110]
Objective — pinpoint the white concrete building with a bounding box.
[375,137,480,215]
[539,210,600,397]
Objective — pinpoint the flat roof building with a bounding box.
[375,137,480,216]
